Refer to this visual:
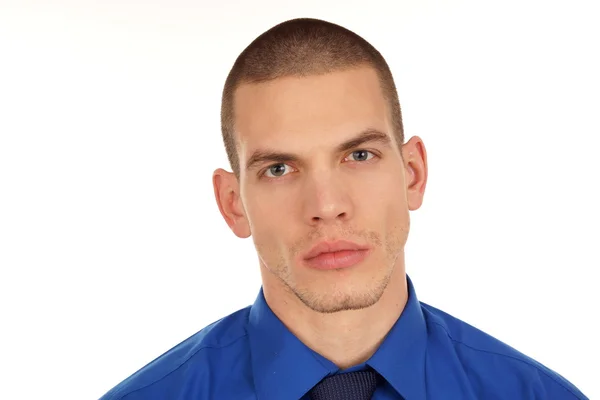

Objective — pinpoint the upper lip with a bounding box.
[302,240,370,260]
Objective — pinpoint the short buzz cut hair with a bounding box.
[220,18,404,179]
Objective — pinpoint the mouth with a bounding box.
[303,249,371,270]
[301,240,371,270]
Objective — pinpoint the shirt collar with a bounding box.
[247,275,427,400]
[366,275,427,400]
[247,289,334,400]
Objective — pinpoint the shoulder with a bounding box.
[420,302,587,399]
[99,306,252,400]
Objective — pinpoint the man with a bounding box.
[100,18,587,400]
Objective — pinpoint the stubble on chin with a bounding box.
[294,272,393,314]
[261,227,405,314]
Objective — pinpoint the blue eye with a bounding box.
[264,164,291,178]
[348,150,374,162]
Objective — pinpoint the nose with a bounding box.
[302,171,353,226]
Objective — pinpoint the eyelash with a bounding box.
[259,149,379,180]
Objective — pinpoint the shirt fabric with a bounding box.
[100,276,587,400]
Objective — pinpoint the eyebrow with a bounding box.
[244,128,393,172]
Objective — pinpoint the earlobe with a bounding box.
[212,169,251,238]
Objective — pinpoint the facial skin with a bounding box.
[213,65,428,365]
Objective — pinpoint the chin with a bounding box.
[293,283,387,314]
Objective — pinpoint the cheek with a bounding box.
[243,186,298,231]
[245,199,290,247]
[369,177,410,234]
[367,175,407,210]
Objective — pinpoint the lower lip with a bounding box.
[303,249,370,270]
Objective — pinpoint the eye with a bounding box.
[346,150,375,162]
[263,163,292,178]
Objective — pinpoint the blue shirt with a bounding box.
[100,276,587,399]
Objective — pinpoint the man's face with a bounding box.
[227,66,419,313]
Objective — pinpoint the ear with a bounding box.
[212,168,251,238]
[402,136,428,211]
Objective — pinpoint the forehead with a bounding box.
[233,66,392,158]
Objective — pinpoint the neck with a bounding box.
[261,264,408,369]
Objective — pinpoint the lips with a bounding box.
[302,240,371,270]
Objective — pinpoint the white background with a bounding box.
[0,0,598,399]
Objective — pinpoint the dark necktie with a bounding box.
[308,370,379,400]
